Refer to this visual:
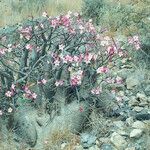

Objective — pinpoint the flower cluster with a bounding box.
[128,35,141,50]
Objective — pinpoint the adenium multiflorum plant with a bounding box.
[0,11,140,116]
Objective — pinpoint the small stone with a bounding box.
[136,93,147,101]
[117,130,128,136]
[74,145,84,150]
[126,117,134,126]
[126,77,139,90]
[132,121,146,129]
[101,143,115,150]
[139,101,148,107]
[128,97,139,107]
[130,129,143,138]
[61,143,67,149]
[99,137,110,143]
[125,147,136,150]
[88,145,99,150]
[113,121,125,129]
[110,132,127,149]
[133,106,143,112]
[81,133,96,148]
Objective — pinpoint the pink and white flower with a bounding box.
[41,79,47,85]
[5,91,13,97]
[55,80,64,87]
[115,76,123,84]
[91,87,102,95]
[25,44,33,50]
[97,66,109,74]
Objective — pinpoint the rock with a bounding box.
[133,106,143,112]
[126,77,139,90]
[125,147,136,150]
[88,145,99,150]
[113,121,125,129]
[136,93,147,101]
[128,97,139,107]
[130,129,143,138]
[132,121,146,129]
[139,101,148,106]
[110,132,127,149]
[135,113,150,120]
[99,137,110,143]
[117,130,128,136]
[61,142,67,149]
[101,143,115,150]
[74,145,84,150]
[81,133,96,148]
[126,117,134,126]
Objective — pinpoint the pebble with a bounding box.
[113,121,125,129]
[133,106,143,112]
[125,147,136,150]
[130,129,143,138]
[128,98,139,107]
[101,143,115,150]
[110,132,127,149]
[88,145,99,150]
[74,145,84,150]
[126,117,134,126]
[132,121,146,129]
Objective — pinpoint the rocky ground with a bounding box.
[1,61,149,150]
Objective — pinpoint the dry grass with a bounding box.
[0,0,82,27]
[43,128,80,150]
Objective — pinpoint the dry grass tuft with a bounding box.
[43,128,80,150]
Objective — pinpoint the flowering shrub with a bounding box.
[82,0,150,67]
[0,11,139,117]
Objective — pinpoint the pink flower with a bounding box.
[128,35,141,50]
[11,84,15,91]
[107,46,115,56]
[115,76,123,84]
[63,55,73,63]
[79,106,84,112]
[73,55,80,63]
[55,80,64,87]
[118,50,124,57]
[100,36,110,46]
[0,48,7,56]
[60,15,71,27]
[5,91,12,97]
[70,70,83,86]
[51,18,60,28]
[31,93,37,99]
[19,26,32,40]
[23,85,31,94]
[70,77,80,86]
[105,77,115,84]
[84,52,93,64]
[97,66,109,74]
[41,79,47,85]
[25,44,33,50]
[91,87,102,95]
[54,59,60,67]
